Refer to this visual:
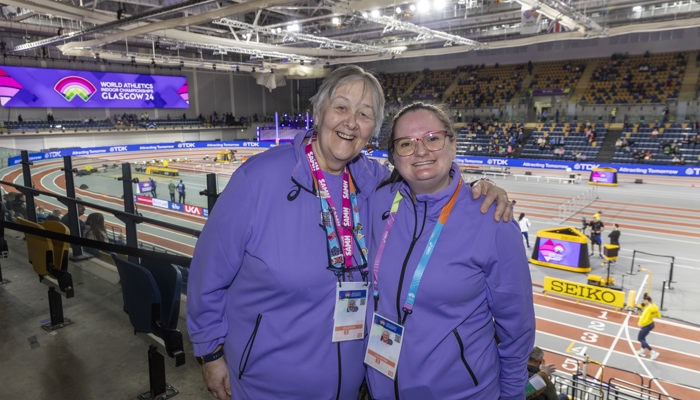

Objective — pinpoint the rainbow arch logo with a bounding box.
[54,76,97,102]
[177,82,189,104]
[0,68,23,106]
[538,239,566,263]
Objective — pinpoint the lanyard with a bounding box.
[305,141,368,275]
[372,178,462,317]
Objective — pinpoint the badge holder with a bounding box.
[332,281,368,342]
[364,313,404,379]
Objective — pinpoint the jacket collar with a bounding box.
[395,163,462,216]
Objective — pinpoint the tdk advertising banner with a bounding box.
[0,65,189,108]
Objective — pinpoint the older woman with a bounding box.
[187,67,512,400]
[365,102,535,400]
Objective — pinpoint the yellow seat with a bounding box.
[16,217,53,277]
[16,217,73,296]
[42,220,70,272]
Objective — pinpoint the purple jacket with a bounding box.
[366,165,535,400]
[186,131,387,399]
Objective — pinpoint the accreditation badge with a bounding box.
[364,313,404,380]
[332,281,368,342]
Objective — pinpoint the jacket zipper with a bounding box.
[452,329,479,387]
[335,342,342,400]
[395,199,427,323]
[392,199,427,400]
[393,370,401,400]
[238,313,262,379]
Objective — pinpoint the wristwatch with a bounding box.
[196,347,224,365]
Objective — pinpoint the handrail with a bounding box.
[0,179,201,238]
[609,377,669,400]
[1,175,196,268]
[3,218,192,268]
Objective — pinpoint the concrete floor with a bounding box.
[0,233,208,400]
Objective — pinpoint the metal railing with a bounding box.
[2,151,204,267]
[557,186,599,224]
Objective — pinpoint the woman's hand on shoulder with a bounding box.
[471,178,513,222]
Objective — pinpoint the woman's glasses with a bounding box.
[392,130,453,157]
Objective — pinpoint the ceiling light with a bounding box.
[416,0,430,14]
[331,17,341,25]
[287,23,300,32]
[395,7,402,14]
[370,9,381,18]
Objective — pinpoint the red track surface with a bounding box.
[534,292,700,399]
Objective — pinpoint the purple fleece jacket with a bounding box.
[186,131,387,399]
[366,165,535,400]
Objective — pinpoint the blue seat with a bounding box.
[138,256,182,332]
[111,255,185,366]
[111,254,185,399]
[113,257,160,332]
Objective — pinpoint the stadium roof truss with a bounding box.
[1,0,700,75]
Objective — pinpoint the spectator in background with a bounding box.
[84,212,108,256]
[588,213,604,257]
[46,209,62,222]
[36,206,49,223]
[176,180,186,203]
[607,223,621,264]
[519,212,532,248]
[84,212,108,243]
[8,193,27,220]
[526,346,568,400]
[150,177,157,197]
[608,223,621,247]
[61,202,85,233]
[168,180,176,202]
[3,193,17,221]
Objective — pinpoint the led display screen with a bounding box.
[0,65,188,108]
[589,169,616,184]
[536,238,582,269]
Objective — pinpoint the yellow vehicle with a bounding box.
[146,166,179,176]
[216,149,238,162]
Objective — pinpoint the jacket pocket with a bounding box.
[452,329,479,387]
[238,313,263,379]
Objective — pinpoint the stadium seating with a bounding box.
[16,217,74,330]
[111,254,185,399]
